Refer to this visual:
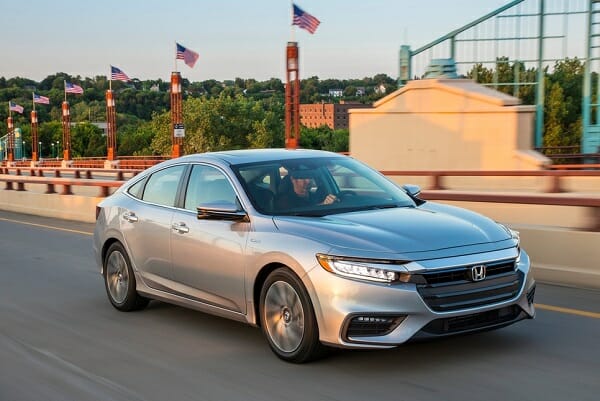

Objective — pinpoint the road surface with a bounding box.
[0,210,598,401]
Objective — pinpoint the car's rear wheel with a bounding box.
[259,268,325,363]
[104,242,149,311]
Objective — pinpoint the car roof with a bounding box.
[169,148,345,166]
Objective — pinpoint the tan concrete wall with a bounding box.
[350,79,549,171]
[0,190,100,223]
[515,227,600,290]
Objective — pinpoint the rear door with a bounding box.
[121,164,186,291]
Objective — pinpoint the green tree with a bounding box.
[299,126,348,152]
[146,93,285,155]
[71,122,105,157]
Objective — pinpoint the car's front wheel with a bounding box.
[104,242,149,311]
[259,268,325,363]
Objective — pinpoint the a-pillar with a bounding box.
[31,110,39,167]
[285,42,300,149]
[104,90,120,169]
[61,101,73,167]
[170,71,184,158]
[6,116,15,166]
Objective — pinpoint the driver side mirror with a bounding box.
[402,184,421,197]
[197,201,249,222]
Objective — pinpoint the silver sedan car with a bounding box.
[93,149,535,363]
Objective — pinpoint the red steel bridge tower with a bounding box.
[170,72,184,158]
[285,42,300,149]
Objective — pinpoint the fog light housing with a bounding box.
[527,284,536,305]
[344,314,406,338]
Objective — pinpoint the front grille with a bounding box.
[414,259,524,312]
[420,305,524,335]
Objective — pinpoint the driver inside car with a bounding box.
[275,168,337,209]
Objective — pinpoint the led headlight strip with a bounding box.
[317,254,410,284]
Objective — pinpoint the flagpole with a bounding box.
[8,101,11,118]
[174,41,178,72]
[32,92,36,112]
[290,1,295,42]
[109,65,112,91]
[64,80,67,102]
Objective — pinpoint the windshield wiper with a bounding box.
[291,211,329,217]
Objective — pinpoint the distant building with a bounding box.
[299,101,372,130]
[71,121,108,135]
[150,84,160,92]
[374,84,387,95]
[328,89,343,97]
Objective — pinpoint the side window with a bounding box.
[127,177,147,199]
[184,165,237,211]
[141,165,186,207]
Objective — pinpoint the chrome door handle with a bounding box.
[122,212,138,223]
[172,222,189,234]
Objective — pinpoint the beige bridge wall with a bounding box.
[349,78,548,171]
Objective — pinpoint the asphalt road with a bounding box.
[0,210,599,401]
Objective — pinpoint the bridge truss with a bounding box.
[399,0,600,154]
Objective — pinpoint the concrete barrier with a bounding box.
[516,226,600,290]
[0,190,100,223]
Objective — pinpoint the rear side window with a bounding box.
[141,165,186,207]
[127,178,146,199]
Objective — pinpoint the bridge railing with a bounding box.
[380,169,600,193]
[0,167,141,180]
[0,174,125,197]
[5,156,169,170]
[1,168,599,229]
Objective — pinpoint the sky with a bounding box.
[1,0,529,83]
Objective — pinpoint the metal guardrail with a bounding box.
[1,167,599,230]
[0,167,141,180]
[0,174,125,197]
[419,191,600,231]
[0,167,142,197]
[4,156,168,170]
[380,170,600,193]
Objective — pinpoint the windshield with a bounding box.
[232,156,416,216]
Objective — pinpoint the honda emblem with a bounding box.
[470,265,487,282]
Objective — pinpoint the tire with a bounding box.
[103,242,149,312]
[259,268,326,363]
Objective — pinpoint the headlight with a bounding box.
[316,254,410,284]
[499,223,521,264]
[509,228,520,244]
[498,223,520,245]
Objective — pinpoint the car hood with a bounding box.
[272,202,510,255]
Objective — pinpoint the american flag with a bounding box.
[65,82,84,94]
[111,65,131,82]
[33,93,50,105]
[176,42,199,68]
[293,4,320,34]
[9,101,24,114]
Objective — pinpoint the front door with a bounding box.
[170,164,250,313]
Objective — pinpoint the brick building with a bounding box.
[299,101,372,130]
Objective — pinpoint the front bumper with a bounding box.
[305,249,535,348]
